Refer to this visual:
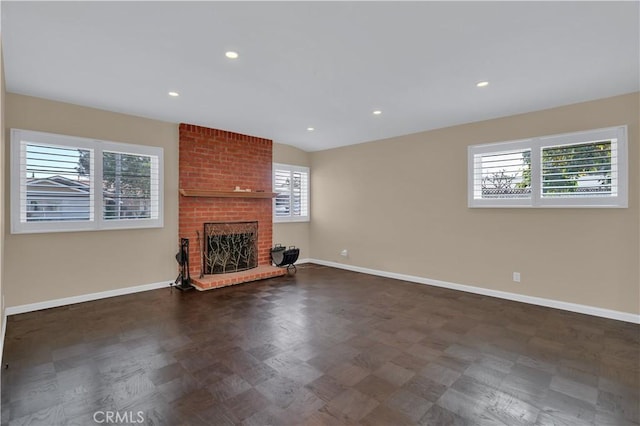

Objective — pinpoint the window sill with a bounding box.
[274,218,310,223]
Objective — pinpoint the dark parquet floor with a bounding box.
[1,264,638,425]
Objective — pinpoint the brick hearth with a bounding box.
[191,265,286,290]
[179,123,276,288]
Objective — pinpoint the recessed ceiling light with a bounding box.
[168,91,179,97]
[476,81,489,87]
[225,51,239,59]
[307,127,315,132]
[372,110,382,115]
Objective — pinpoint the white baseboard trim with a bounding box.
[3,262,637,324]
[0,309,5,404]
[3,262,316,317]
[309,259,640,324]
[5,280,173,316]
[1,309,6,363]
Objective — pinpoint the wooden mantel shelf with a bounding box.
[179,189,277,198]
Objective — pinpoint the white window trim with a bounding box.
[468,125,628,208]
[273,163,310,223]
[11,129,164,234]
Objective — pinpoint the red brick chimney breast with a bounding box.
[178,123,279,287]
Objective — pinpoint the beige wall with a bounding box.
[310,93,639,315]
[4,94,178,307]
[1,40,5,331]
[3,91,637,317]
[272,142,311,259]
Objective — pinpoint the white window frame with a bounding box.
[468,125,628,208]
[273,163,310,223]
[11,129,164,234]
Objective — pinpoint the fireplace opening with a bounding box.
[204,221,258,274]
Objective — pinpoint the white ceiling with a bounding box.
[2,1,639,152]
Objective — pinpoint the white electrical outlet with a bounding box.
[513,272,521,283]
[340,249,348,257]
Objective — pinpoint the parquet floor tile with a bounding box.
[2,264,638,425]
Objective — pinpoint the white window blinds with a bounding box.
[102,151,160,221]
[11,129,164,233]
[468,126,627,208]
[472,148,532,202]
[273,163,310,222]
[541,141,615,198]
[21,142,95,223]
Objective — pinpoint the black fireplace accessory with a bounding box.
[174,238,194,291]
[270,244,300,273]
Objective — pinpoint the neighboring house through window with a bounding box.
[26,175,91,221]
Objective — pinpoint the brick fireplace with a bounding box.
[178,123,285,290]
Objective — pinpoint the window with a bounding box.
[468,126,627,208]
[11,129,163,233]
[273,163,309,222]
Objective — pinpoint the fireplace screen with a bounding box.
[204,221,258,274]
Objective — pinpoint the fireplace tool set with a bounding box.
[174,238,194,291]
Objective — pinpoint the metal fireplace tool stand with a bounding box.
[174,238,194,291]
